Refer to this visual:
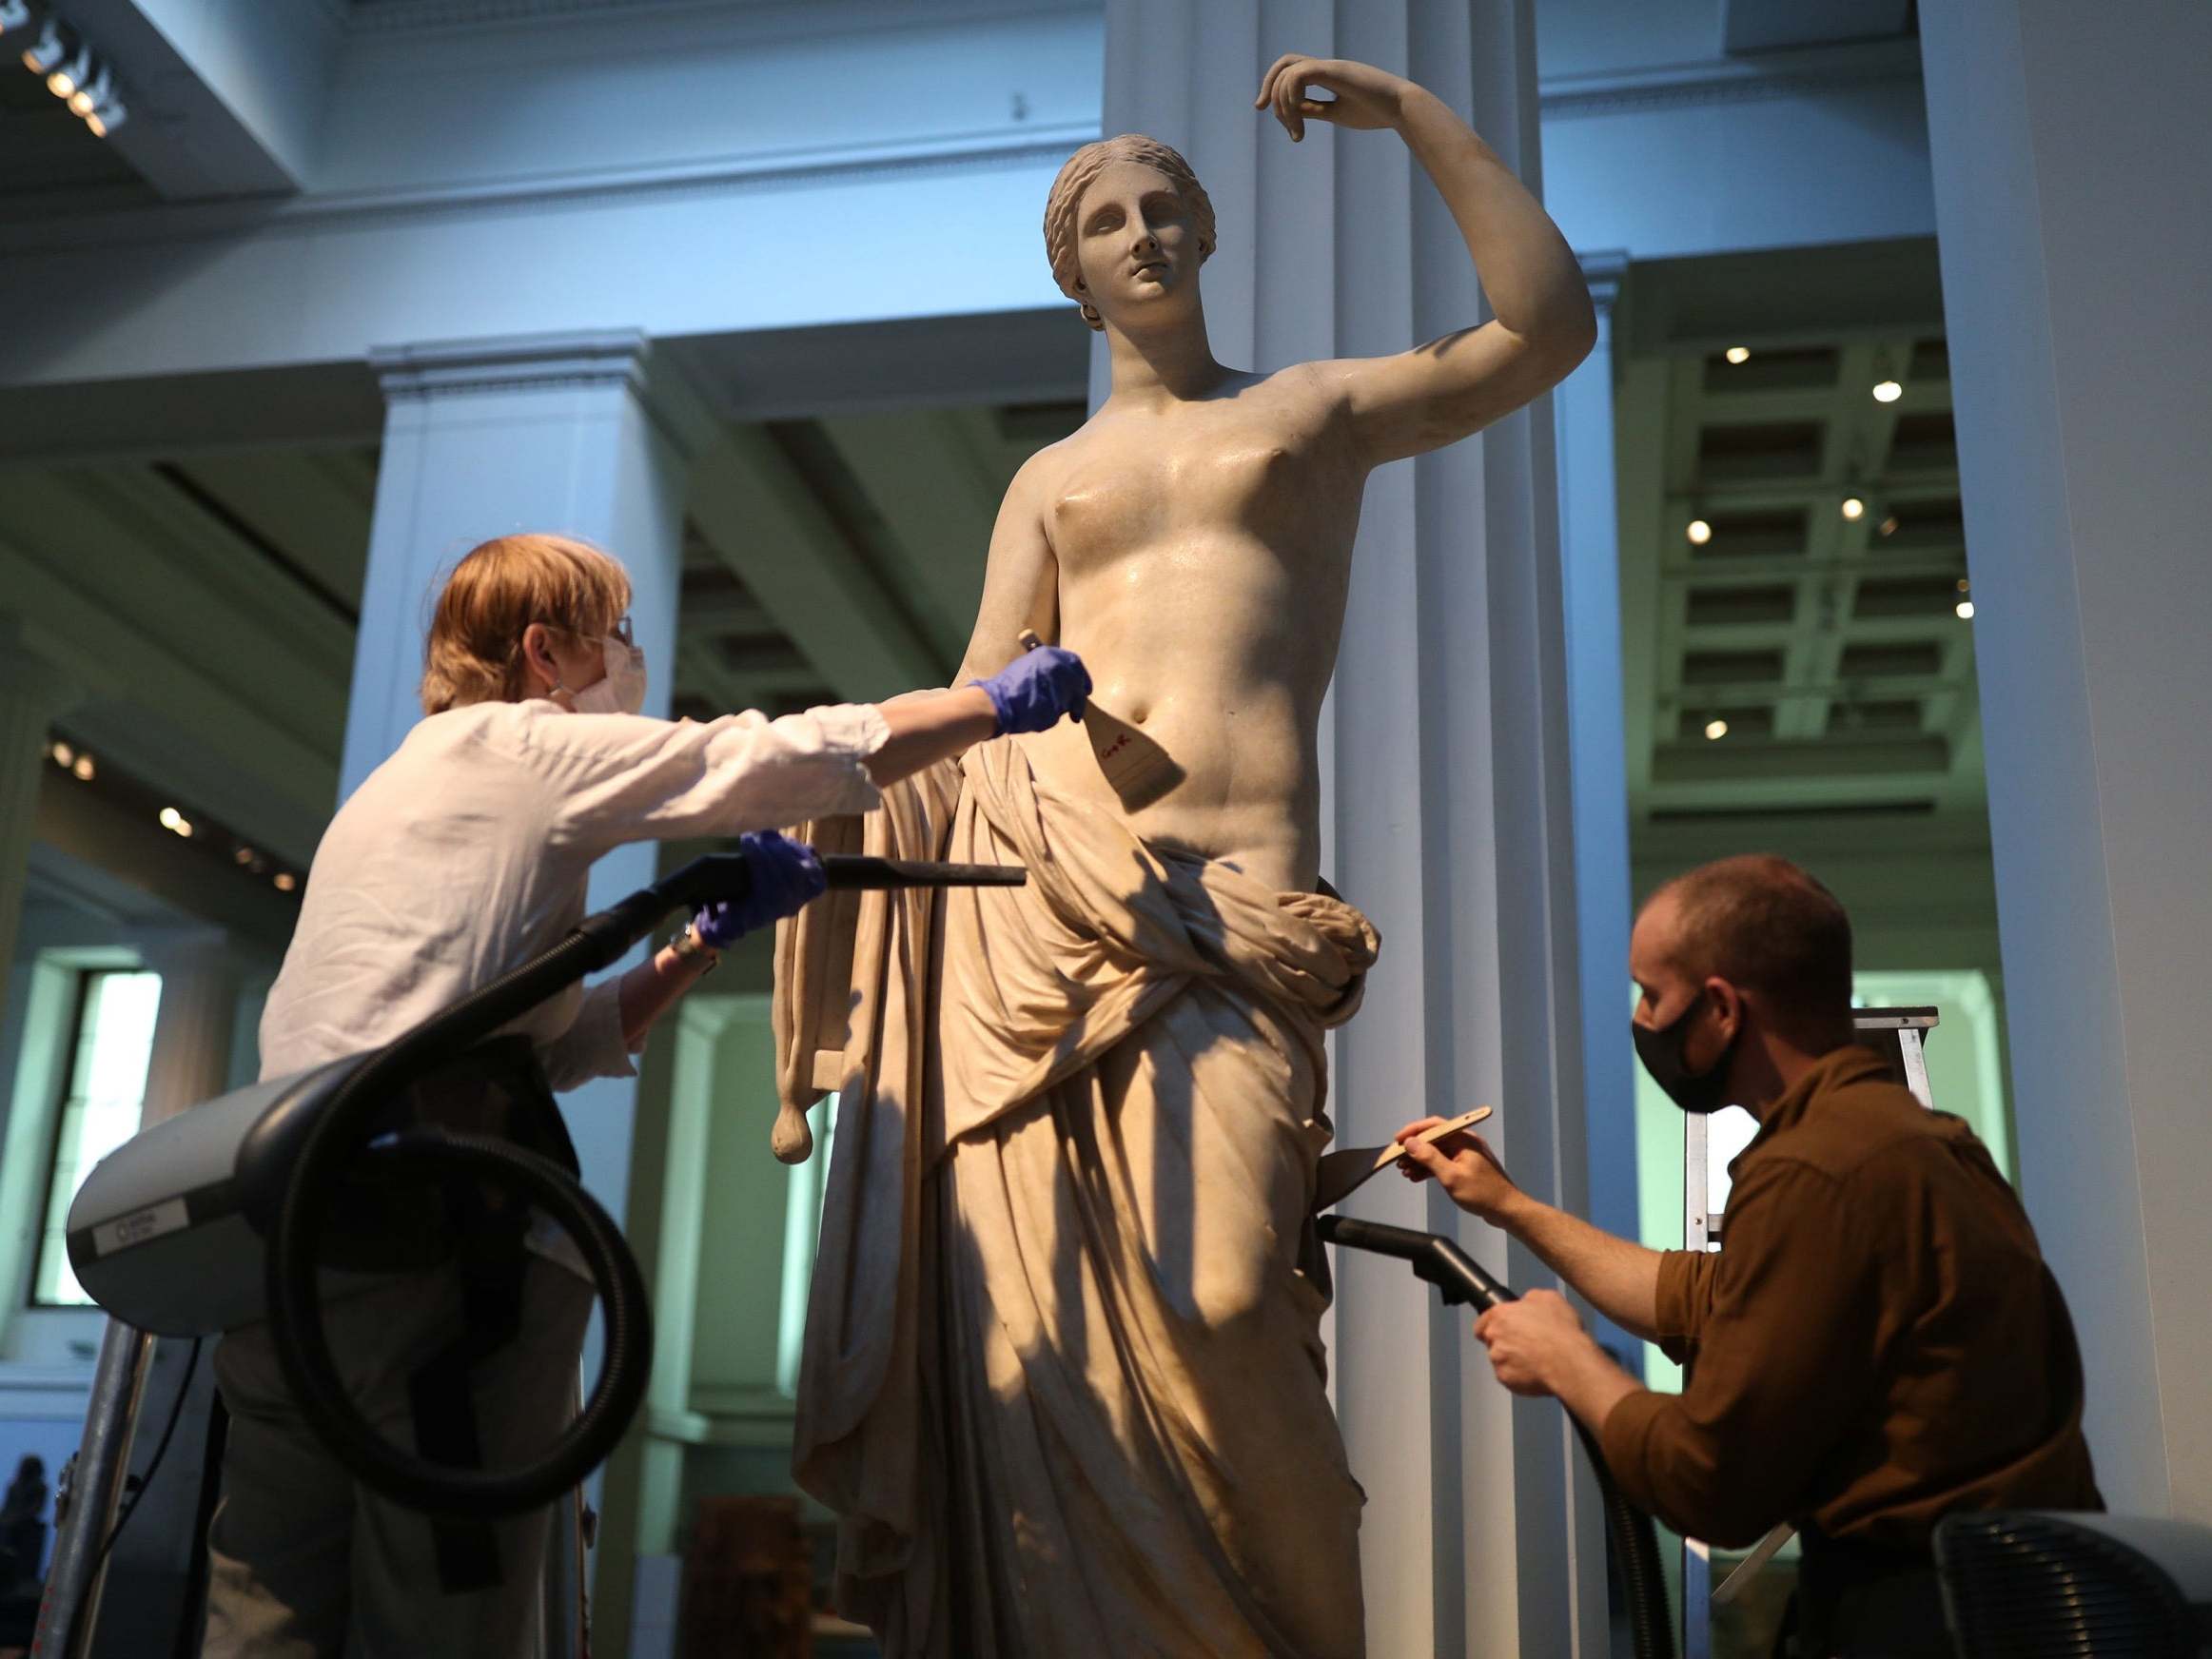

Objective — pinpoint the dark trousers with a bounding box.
[1791,1528,1954,1659]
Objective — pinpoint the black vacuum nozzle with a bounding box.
[1314,1213,1516,1312]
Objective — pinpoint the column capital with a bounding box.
[133,925,245,977]
[1577,249,1630,315]
[368,328,720,459]
[0,615,88,719]
[370,328,652,400]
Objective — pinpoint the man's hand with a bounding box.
[1396,1119,1521,1226]
[1255,55,1410,142]
[1474,1290,1594,1398]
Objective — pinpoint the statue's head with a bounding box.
[1044,134,1216,332]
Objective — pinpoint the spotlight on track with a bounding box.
[85,89,125,136]
[18,15,64,74]
[0,0,36,38]
[46,38,89,98]
[67,62,108,116]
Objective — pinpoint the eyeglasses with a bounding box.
[608,615,635,647]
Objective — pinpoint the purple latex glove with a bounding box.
[694,830,826,947]
[970,644,1091,735]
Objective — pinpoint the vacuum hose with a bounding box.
[265,850,1029,1520]
[1315,1214,1676,1659]
[264,891,667,1519]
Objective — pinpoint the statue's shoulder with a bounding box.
[1008,419,1104,493]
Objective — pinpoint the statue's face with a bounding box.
[1074,160,1203,327]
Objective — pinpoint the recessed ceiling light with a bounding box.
[274,871,298,892]
[1686,518,1713,545]
[1955,600,1975,620]
[1878,515,1900,537]
[158,806,194,837]
[50,741,73,766]
[1872,380,1903,403]
[1841,497,1866,520]
[1725,346,1751,365]
[1704,718,1729,741]
[71,754,95,781]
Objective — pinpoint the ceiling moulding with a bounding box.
[343,0,1095,32]
[0,121,1094,255]
[347,0,757,30]
[1538,37,1922,122]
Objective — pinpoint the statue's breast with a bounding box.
[1049,414,1341,566]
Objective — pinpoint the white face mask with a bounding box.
[564,634,647,716]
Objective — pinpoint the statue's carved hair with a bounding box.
[1044,134,1216,329]
[420,534,631,714]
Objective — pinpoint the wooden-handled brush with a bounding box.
[1014,630,1183,806]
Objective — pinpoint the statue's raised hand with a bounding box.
[1255,54,1409,143]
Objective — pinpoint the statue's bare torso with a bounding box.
[958,60,1592,902]
[1016,366,1364,894]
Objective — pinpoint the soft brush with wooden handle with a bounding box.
[1015,629,1183,806]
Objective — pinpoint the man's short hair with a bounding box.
[1648,854,1853,1028]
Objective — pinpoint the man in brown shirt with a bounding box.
[1399,853,2100,1658]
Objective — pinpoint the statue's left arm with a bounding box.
[1259,54,1596,465]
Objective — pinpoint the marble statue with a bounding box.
[773,52,1593,1657]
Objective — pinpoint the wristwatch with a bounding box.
[668,924,720,973]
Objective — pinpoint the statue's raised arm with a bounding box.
[1255,52,1596,466]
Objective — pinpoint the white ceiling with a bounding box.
[1615,239,1978,838]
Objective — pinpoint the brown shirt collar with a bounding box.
[1732,1042,1890,1178]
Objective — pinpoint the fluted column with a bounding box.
[1555,257,1641,1353]
[1100,6,1598,1652]
[1921,0,2212,1518]
[137,931,243,1126]
[349,329,711,1228]
[0,617,77,1013]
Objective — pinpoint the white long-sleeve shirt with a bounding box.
[260,697,888,1087]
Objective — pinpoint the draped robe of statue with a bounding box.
[773,733,1379,1657]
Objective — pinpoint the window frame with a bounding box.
[26,965,163,1310]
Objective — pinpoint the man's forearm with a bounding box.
[1551,1337,1645,1442]
[1498,1191,1666,1340]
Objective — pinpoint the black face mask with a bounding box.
[1633,990,1739,1117]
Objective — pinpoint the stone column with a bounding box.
[137,930,243,1126]
[1921,1,2212,1518]
[0,618,76,1013]
[1554,257,1641,1347]
[350,330,710,1229]
[1100,6,1599,1651]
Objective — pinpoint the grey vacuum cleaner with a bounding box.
[63,850,1025,1520]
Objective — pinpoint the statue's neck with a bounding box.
[1104,318,1233,403]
